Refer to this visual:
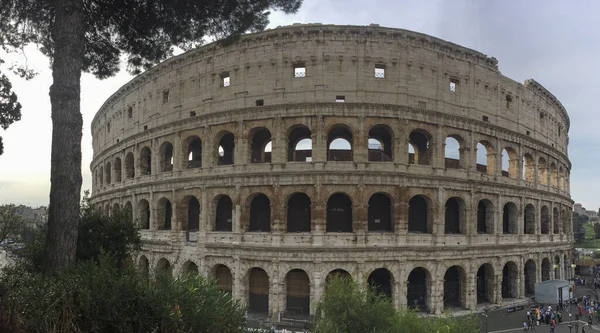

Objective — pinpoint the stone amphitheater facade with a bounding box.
[90,24,573,318]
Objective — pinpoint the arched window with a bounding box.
[443,266,466,309]
[541,258,551,281]
[550,162,558,187]
[476,141,494,175]
[287,193,311,232]
[408,195,429,233]
[214,264,233,293]
[368,268,393,299]
[368,193,392,232]
[105,162,112,184]
[477,200,494,234]
[215,196,233,231]
[217,132,235,165]
[558,166,564,190]
[181,196,200,241]
[501,262,518,299]
[540,206,550,234]
[538,157,548,185]
[114,157,122,182]
[159,142,174,172]
[524,204,535,234]
[139,147,152,175]
[248,268,269,315]
[156,258,172,277]
[185,136,202,168]
[124,201,133,224]
[408,129,432,165]
[326,193,352,232]
[476,263,494,304]
[99,166,104,185]
[249,194,271,232]
[444,136,462,169]
[502,202,518,234]
[125,152,135,178]
[138,199,150,229]
[522,153,534,181]
[182,260,199,276]
[501,147,518,178]
[368,125,393,162]
[407,267,430,312]
[250,128,272,163]
[444,197,464,234]
[288,126,312,162]
[157,198,172,230]
[286,269,310,316]
[327,125,353,161]
[524,259,536,296]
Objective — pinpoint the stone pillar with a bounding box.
[203,131,213,168]
[313,116,326,163]
[200,190,209,231]
[355,117,368,163]
[311,270,323,316]
[432,188,444,236]
[433,125,444,169]
[518,257,525,299]
[535,198,541,235]
[173,131,182,172]
[393,135,404,164]
[494,273,503,304]
[465,269,477,310]
[272,117,286,165]
[236,121,246,166]
[234,204,241,234]
[431,269,443,314]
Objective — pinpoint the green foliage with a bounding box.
[315,276,480,333]
[0,204,24,244]
[594,222,600,239]
[0,63,22,156]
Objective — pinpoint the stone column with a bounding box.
[433,125,444,170]
[494,273,503,304]
[272,117,286,165]
[311,270,323,316]
[431,269,444,315]
[173,131,182,172]
[465,269,477,310]
[236,121,246,166]
[355,117,368,163]
[313,116,326,163]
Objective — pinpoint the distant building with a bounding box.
[574,203,596,217]
[13,205,47,229]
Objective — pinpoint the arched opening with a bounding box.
[541,206,550,234]
[558,166,564,190]
[444,266,466,309]
[98,166,104,186]
[215,196,233,231]
[501,261,518,299]
[477,200,494,234]
[524,259,536,296]
[502,147,518,178]
[477,263,495,304]
[368,193,392,232]
[286,269,310,316]
[408,195,429,233]
[408,129,432,165]
[112,203,120,216]
[217,132,235,165]
[157,198,172,230]
[538,157,548,185]
[249,194,271,232]
[368,268,393,299]
[476,141,495,175]
[105,162,112,184]
[114,157,122,182]
[183,196,200,239]
[139,256,149,277]
[522,153,534,181]
[185,136,202,168]
[326,193,352,232]
[325,269,352,291]
[502,202,518,234]
[554,256,561,279]
[288,126,312,162]
[156,258,172,277]
[444,197,464,234]
[214,264,233,293]
[159,141,174,172]
[542,258,551,281]
[287,193,311,232]
[407,267,430,312]
[248,268,269,315]
[561,209,567,234]
[138,199,150,229]
[444,136,462,169]
[368,125,393,162]
[524,204,535,234]
[104,203,110,216]
[139,147,152,175]
[124,201,133,224]
[550,162,558,187]
[182,260,199,276]
[250,128,272,163]
[125,152,135,178]
[327,125,353,161]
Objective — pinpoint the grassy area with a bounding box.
[580,222,600,248]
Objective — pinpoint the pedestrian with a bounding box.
[523,321,528,332]
[589,314,593,327]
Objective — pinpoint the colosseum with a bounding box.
[90,23,573,320]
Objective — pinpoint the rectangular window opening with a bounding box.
[375,65,385,79]
[294,64,306,78]
[190,111,196,117]
[220,72,230,87]
[107,122,111,133]
[506,94,513,109]
[418,101,427,109]
[482,116,489,122]
[449,78,459,92]
[162,90,170,104]
[127,106,133,119]
[540,113,544,119]
[256,99,264,106]
[143,125,148,131]
[526,130,530,136]
[335,95,345,103]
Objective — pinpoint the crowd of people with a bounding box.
[524,305,561,332]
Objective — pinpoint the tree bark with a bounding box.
[44,0,85,273]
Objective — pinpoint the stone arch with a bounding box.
[248,267,269,315]
[159,141,174,172]
[368,192,393,232]
[125,152,135,178]
[287,192,311,232]
[248,193,271,232]
[184,136,202,169]
[138,199,150,229]
[368,268,393,299]
[522,153,535,181]
[476,263,495,304]
[215,195,233,231]
[550,162,558,187]
[124,201,133,223]
[286,269,310,316]
[541,258,551,281]
[249,127,272,163]
[216,131,235,165]
[180,195,200,238]
[501,261,518,299]
[114,157,122,182]
[408,195,431,233]
[553,207,560,234]
[214,264,233,293]
[105,162,112,184]
[288,125,312,162]
[327,124,353,161]
[501,147,518,178]
[326,193,353,232]
[104,203,110,216]
[554,255,561,279]
[139,146,152,175]
[538,157,548,185]
[541,205,550,234]
[112,203,120,216]
[443,265,466,309]
[524,204,535,234]
[99,166,104,185]
[156,197,172,230]
[444,196,465,234]
[502,202,518,234]
[524,259,536,296]
[368,124,393,162]
[181,260,199,276]
[477,199,494,234]
[408,128,432,165]
[138,255,149,277]
[325,269,352,290]
[156,258,172,277]
[407,267,431,312]
[444,135,464,169]
[476,140,495,175]
[558,166,565,190]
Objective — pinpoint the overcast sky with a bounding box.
[0,0,598,210]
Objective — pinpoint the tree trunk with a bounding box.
[43,0,85,273]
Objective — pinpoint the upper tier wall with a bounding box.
[91,24,570,159]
